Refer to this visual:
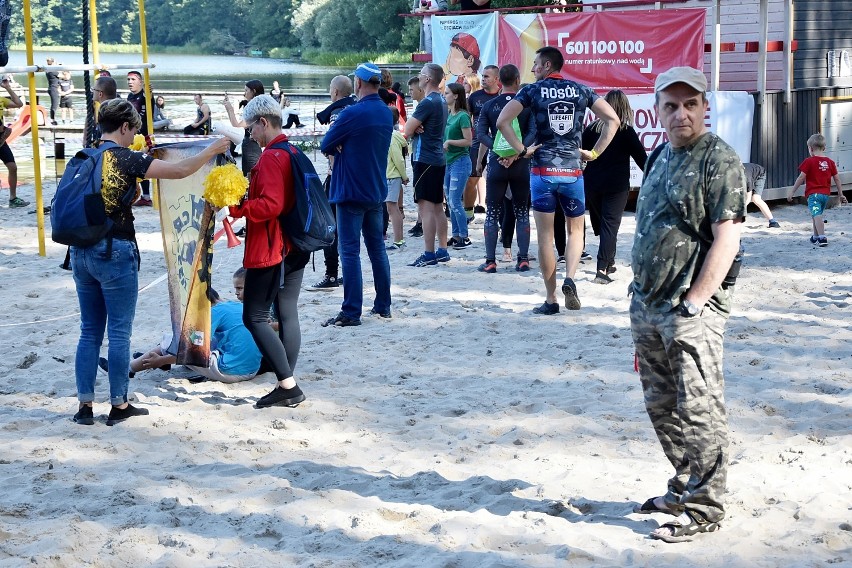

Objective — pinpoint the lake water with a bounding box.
[5,50,348,93]
[2,51,419,188]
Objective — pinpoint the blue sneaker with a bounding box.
[809,235,819,244]
[435,248,451,262]
[409,252,438,267]
[818,236,828,247]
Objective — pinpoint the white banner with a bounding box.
[584,91,754,186]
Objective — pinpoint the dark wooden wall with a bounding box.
[794,0,852,89]
[751,87,852,189]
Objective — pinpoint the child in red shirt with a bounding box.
[788,133,847,246]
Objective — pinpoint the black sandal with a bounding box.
[651,511,720,543]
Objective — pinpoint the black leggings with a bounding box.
[586,189,629,271]
[243,264,304,380]
[322,176,339,276]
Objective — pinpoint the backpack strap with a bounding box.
[643,142,667,181]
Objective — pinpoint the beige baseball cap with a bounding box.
[654,66,707,93]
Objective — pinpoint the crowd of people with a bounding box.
[24,44,843,546]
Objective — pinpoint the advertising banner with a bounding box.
[432,12,498,85]
[498,10,705,93]
[155,140,219,367]
[586,91,754,186]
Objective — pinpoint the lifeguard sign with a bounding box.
[499,10,706,93]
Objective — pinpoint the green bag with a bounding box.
[493,118,522,158]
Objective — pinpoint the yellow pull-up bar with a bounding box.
[14,0,157,257]
[22,0,45,257]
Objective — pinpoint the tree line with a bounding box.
[14,0,571,55]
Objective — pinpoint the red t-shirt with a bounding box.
[799,155,837,197]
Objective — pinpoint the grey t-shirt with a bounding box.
[631,133,746,315]
[411,91,448,166]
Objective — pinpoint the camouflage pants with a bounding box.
[629,296,729,523]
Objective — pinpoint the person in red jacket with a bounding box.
[229,94,309,409]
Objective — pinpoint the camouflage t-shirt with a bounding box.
[513,74,598,177]
[631,132,746,315]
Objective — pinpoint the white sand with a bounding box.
[0,168,850,567]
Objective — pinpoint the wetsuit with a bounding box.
[466,88,499,176]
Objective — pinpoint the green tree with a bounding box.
[252,0,300,51]
[314,0,363,52]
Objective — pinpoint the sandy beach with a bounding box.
[0,165,850,566]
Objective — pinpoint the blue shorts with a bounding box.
[530,174,585,217]
[807,193,829,217]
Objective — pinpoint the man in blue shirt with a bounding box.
[405,63,450,267]
[320,62,394,327]
[497,46,618,313]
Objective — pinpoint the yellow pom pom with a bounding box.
[129,134,146,151]
[203,163,249,208]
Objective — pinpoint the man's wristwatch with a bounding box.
[680,299,700,317]
[518,146,528,158]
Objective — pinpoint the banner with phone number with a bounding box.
[498,10,705,93]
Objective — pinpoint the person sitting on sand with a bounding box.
[104,279,263,383]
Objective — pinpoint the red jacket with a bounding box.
[229,134,294,268]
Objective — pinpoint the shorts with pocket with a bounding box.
[413,161,446,204]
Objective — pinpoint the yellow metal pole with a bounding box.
[90,0,101,72]
[137,0,159,209]
[22,0,46,257]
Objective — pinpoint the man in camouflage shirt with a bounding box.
[629,67,746,543]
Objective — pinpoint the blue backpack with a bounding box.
[268,140,336,252]
[51,141,133,247]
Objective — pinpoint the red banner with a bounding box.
[498,10,705,93]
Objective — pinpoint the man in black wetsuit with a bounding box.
[45,58,60,126]
[126,70,154,206]
[464,64,500,220]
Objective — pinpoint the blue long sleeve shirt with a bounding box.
[320,93,393,204]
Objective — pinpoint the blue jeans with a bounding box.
[71,238,139,406]
[336,202,392,319]
[444,155,471,238]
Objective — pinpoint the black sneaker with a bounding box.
[562,277,581,310]
[580,251,592,262]
[73,405,94,426]
[768,219,780,228]
[106,404,149,426]
[474,205,486,214]
[408,222,423,237]
[255,385,306,408]
[532,301,559,315]
[453,237,472,250]
[321,312,362,327]
[593,270,613,284]
[307,275,340,291]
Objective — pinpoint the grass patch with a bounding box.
[301,49,412,67]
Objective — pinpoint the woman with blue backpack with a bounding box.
[68,99,230,426]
